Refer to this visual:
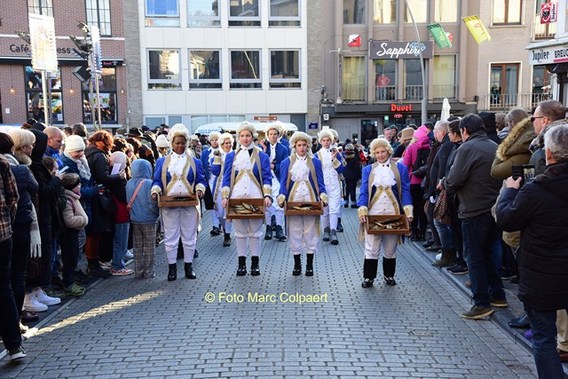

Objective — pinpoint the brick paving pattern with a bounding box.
[1,209,537,378]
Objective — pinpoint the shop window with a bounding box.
[270,50,300,89]
[490,63,519,108]
[404,59,424,100]
[189,50,221,89]
[82,67,117,123]
[433,55,456,99]
[230,50,261,89]
[25,66,63,124]
[188,0,220,27]
[148,49,182,89]
[145,0,180,27]
[342,56,366,101]
[493,0,522,25]
[374,59,396,101]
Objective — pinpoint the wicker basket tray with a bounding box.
[285,201,324,216]
[226,198,265,219]
[158,195,199,208]
[366,215,410,235]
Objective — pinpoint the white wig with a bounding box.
[168,123,190,143]
[236,121,258,138]
[318,129,334,143]
[265,121,283,136]
[218,132,234,147]
[370,137,394,156]
[208,131,221,141]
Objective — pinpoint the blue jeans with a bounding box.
[460,212,505,307]
[433,219,454,251]
[112,222,130,271]
[525,306,567,379]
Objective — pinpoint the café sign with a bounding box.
[529,44,568,65]
[370,40,433,60]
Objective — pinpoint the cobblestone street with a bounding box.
[1,209,538,378]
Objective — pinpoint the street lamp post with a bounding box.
[404,0,428,124]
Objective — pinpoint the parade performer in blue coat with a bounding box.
[221,122,272,276]
[277,132,327,276]
[151,124,206,281]
[358,137,413,288]
[210,132,234,247]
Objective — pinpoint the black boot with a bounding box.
[336,218,343,232]
[168,264,177,281]
[210,226,221,236]
[330,229,339,245]
[383,258,397,286]
[274,225,287,242]
[237,256,247,276]
[223,233,231,247]
[322,227,330,242]
[293,255,301,276]
[305,254,314,277]
[271,215,277,228]
[250,256,260,276]
[193,249,199,259]
[264,225,273,240]
[362,259,378,288]
[184,262,196,279]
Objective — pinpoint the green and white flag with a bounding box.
[427,23,452,49]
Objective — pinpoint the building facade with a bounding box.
[314,0,552,143]
[0,0,127,128]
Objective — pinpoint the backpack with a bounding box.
[412,148,430,178]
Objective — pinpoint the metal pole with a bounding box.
[95,73,102,129]
[88,75,96,130]
[404,0,427,124]
[41,70,49,124]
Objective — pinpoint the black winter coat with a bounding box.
[496,162,568,311]
[4,153,38,227]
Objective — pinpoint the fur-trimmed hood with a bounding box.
[495,117,535,161]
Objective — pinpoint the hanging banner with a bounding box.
[348,34,361,47]
[463,15,491,45]
[541,2,557,24]
[28,13,58,71]
[427,23,452,49]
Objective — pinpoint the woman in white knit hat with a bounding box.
[210,132,234,247]
[277,132,327,276]
[151,124,207,281]
[358,137,413,288]
[316,129,346,245]
[221,122,272,276]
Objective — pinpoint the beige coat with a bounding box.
[62,190,89,230]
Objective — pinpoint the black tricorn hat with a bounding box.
[127,127,143,137]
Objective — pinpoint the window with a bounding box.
[434,0,458,23]
[344,0,366,24]
[25,66,62,123]
[374,0,396,24]
[188,0,220,27]
[534,0,556,39]
[145,0,179,27]
[342,56,366,101]
[269,0,300,26]
[28,0,53,16]
[229,0,260,27]
[404,59,423,100]
[189,50,221,89]
[86,0,112,36]
[148,50,182,89]
[405,0,428,23]
[82,67,117,123]
[532,66,551,106]
[433,55,456,99]
[374,60,396,101]
[490,63,519,108]
[230,50,261,89]
[270,50,300,89]
[493,0,521,25]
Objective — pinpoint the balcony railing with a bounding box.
[433,85,457,100]
[375,85,396,101]
[481,92,551,111]
[404,85,423,100]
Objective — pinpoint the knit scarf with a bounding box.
[63,151,91,180]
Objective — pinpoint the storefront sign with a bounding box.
[529,44,568,65]
[390,104,413,112]
[370,40,433,60]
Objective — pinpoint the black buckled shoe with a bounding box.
[250,256,260,276]
[184,263,196,279]
[167,264,177,281]
[384,277,397,286]
[264,225,273,240]
[361,279,374,288]
[210,226,221,236]
[237,257,247,276]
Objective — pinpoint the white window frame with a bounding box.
[229,50,262,89]
[147,49,182,90]
[189,49,222,89]
[187,0,221,27]
[228,0,261,24]
[145,0,180,27]
[269,49,301,89]
[269,0,301,25]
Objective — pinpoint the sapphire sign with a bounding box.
[369,40,433,60]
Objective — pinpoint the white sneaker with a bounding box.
[99,261,111,270]
[34,288,61,306]
[124,250,134,260]
[24,293,48,312]
[435,252,442,260]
